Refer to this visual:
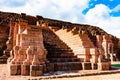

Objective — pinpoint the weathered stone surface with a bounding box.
[91,63,98,70]
[21,65,30,76]
[98,62,111,70]
[53,28,99,63]
[30,65,43,76]
[82,62,92,70]
[45,63,54,72]
[54,62,82,71]
[9,19,47,76]
[10,64,21,75]
[96,35,114,62]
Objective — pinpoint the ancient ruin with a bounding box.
[0,12,119,76]
[8,19,49,76]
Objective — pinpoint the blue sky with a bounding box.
[0,0,120,38]
[83,0,120,16]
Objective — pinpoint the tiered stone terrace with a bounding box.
[7,18,113,76]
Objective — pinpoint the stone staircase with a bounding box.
[50,27,98,63]
[42,28,83,71]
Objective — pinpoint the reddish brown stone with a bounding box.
[98,62,111,70]
[21,65,30,76]
[10,64,21,75]
[30,65,43,76]
[9,19,47,76]
[82,62,92,70]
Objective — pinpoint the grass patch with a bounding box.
[111,64,120,67]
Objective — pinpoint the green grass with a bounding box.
[111,64,120,67]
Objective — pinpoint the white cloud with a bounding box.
[85,4,120,38]
[0,0,89,22]
[112,4,120,12]
[0,0,120,38]
[0,0,27,7]
[85,4,110,24]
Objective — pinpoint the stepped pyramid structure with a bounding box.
[0,12,119,76]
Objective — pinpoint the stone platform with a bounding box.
[0,64,120,80]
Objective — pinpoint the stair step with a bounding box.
[48,52,74,54]
[58,34,80,39]
[48,58,81,62]
[47,49,73,52]
[53,62,83,71]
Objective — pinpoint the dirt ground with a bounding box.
[50,73,120,80]
[0,64,120,80]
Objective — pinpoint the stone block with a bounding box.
[21,65,30,76]
[76,62,83,70]
[45,63,54,72]
[30,65,43,76]
[67,62,82,70]
[92,63,98,70]
[53,63,64,71]
[82,62,92,70]
[10,64,21,75]
[98,62,111,70]
[53,62,83,71]
[54,63,58,71]
[36,71,43,76]
[30,71,36,76]
[62,63,68,71]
